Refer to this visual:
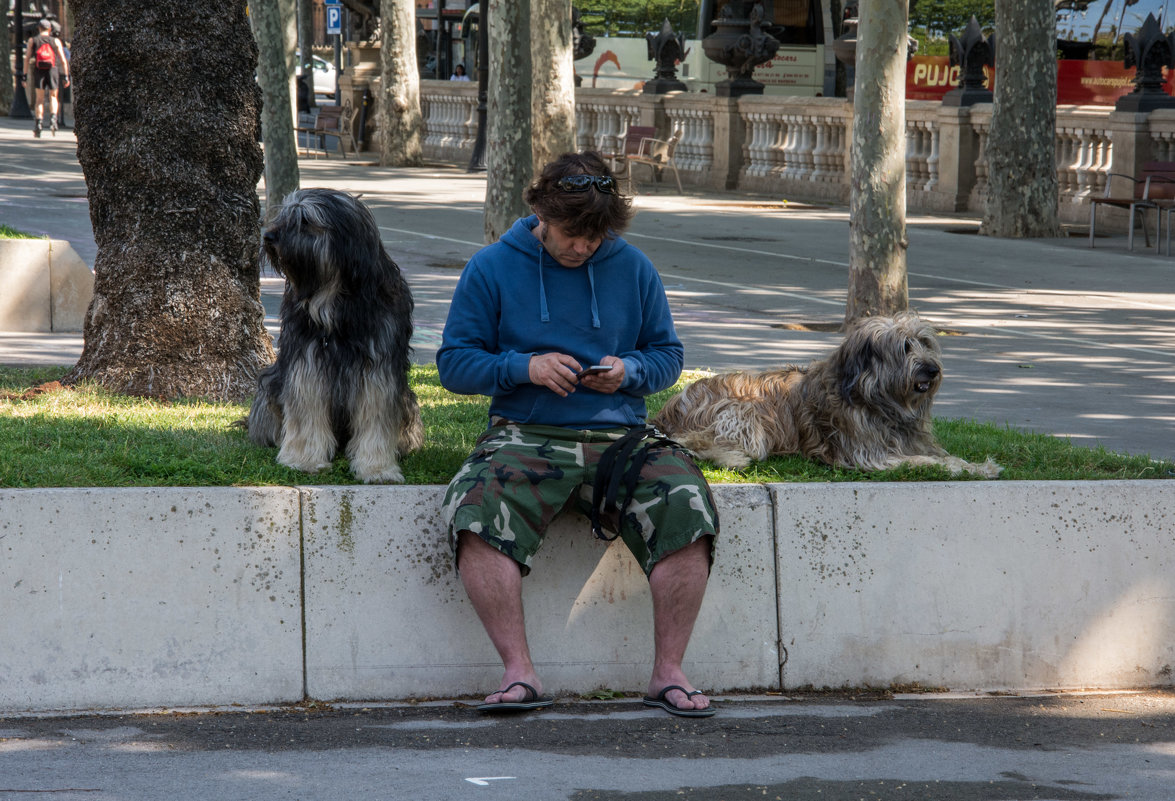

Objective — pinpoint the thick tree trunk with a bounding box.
[981,0,1061,238]
[252,0,301,210]
[66,1,274,401]
[530,0,576,171]
[484,0,533,242]
[845,0,909,324]
[379,0,425,167]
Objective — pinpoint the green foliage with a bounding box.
[577,0,702,38]
[908,0,995,37]
[2,365,1171,488]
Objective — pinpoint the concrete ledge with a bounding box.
[0,488,304,712]
[1,482,1172,713]
[774,482,1175,690]
[301,484,777,700]
[0,238,93,333]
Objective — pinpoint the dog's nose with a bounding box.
[924,364,940,379]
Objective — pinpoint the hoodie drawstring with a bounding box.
[537,248,601,329]
[587,262,601,328]
[538,249,551,323]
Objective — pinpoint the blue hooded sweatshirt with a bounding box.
[436,215,684,429]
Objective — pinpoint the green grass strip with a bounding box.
[0,224,45,239]
[1,365,1171,488]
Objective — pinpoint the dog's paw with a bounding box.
[705,450,753,469]
[355,464,406,484]
[971,457,1004,479]
[276,452,332,474]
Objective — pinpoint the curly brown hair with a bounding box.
[523,151,634,239]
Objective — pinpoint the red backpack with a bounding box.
[35,39,56,70]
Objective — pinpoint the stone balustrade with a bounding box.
[409,79,1175,225]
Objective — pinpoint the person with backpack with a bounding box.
[24,18,70,138]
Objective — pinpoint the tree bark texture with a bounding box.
[982,0,1061,238]
[484,0,534,243]
[379,0,425,167]
[252,0,301,211]
[1,16,13,114]
[846,0,909,324]
[66,1,274,401]
[530,0,576,172]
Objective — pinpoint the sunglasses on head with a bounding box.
[557,175,618,194]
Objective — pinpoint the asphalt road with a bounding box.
[3,691,1175,800]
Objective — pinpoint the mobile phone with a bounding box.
[576,364,613,379]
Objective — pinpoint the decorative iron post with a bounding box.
[572,6,595,88]
[644,18,687,94]
[701,0,779,97]
[942,16,994,107]
[1116,13,1175,112]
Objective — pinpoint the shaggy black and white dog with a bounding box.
[247,188,423,483]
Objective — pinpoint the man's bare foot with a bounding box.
[476,679,554,713]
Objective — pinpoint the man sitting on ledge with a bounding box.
[437,151,719,717]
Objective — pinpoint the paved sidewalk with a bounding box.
[1,117,1173,460]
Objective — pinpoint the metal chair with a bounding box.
[626,130,684,193]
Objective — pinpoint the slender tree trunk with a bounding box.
[297,0,316,110]
[66,0,273,401]
[0,12,12,114]
[846,0,909,324]
[379,0,424,167]
[530,0,576,171]
[484,0,533,242]
[252,0,300,212]
[981,0,1061,238]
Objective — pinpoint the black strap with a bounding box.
[590,427,679,540]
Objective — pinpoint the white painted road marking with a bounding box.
[465,776,516,786]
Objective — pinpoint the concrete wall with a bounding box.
[1,482,1172,713]
[0,239,93,333]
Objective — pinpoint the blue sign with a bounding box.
[326,5,342,35]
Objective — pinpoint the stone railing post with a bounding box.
[709,97,745,190]
[932,104,984,211]
[1107,111,1152,187]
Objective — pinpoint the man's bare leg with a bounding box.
[647,536,713,712]
[456,530,542,705]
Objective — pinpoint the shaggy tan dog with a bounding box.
[651,312,1001,477]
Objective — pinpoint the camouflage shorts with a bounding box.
[441,421,719,576]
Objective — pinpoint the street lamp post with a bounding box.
[468,1,487,172]
[10,0,33,119]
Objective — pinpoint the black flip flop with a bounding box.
[642,685,717,717]
[476,681,555,713]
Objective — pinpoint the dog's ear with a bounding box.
[838,338,876,405]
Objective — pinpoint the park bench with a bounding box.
[1088,160,1175,251]
[296,105,352,159]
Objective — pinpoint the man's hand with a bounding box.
[577,355,624,394]
[529,352,581,397]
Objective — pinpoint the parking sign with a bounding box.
[326,5,341,35]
